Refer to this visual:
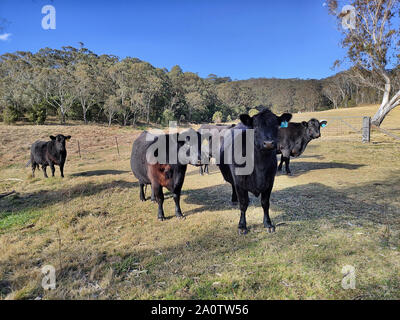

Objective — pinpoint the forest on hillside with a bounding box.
[0,45,384,126]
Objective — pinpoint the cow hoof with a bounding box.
[265,226,276,233]
[158,216,165,221]
[287,172,292,176]
[238,228,248,235]
[176,215,185,220]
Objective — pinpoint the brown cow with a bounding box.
[130,129,202,220]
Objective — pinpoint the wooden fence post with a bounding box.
[77,140,82,158]
[362,116,371,143]
[115,137,120,156]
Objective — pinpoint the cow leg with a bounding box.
[278,155,284,172]
[60,163,65,178]
[261,186,275,233]
[153,184,165,221]
[31,162,36,177]
[231,184,238,204]
[151,187,155,202]
[205,164,209,174]
[284,157,292,175]
[173,190,184,219]
[50,163,55,177]
[139,183,146,201]
[237,187,249,235]
[42,165,48,178]
[199,165,204,176]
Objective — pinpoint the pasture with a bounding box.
[0,104,399,299]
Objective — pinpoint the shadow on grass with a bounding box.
[182,177,399,228]
[0,180,138,218]
[70,170,129,177]
[278,161,364,176]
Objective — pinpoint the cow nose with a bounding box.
[263,141,276,150]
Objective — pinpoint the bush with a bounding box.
[27,103,47,125]
[3,106,20,124]
[162,109,175,125]
[248,108,259,117]
[226,115,232,122]
[212,111,223,123]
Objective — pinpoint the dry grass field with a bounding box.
[0,104,399,299]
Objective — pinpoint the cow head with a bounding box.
[50,134,71,151]
[240,109,292,152]
[301,119,328,139]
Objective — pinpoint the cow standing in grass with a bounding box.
[198,123,235,175]
[277,119,327,175]
[218,108,292,234]
[27,134,71,178]
[130,129,202,221]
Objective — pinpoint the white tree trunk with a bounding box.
[371,79,400,126]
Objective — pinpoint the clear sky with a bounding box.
[0,0,346,80]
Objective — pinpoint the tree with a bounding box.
[248,108,259,117]
[162,109,175,125]
[322,80,342,109]
[212,111,223,123]
[34,48,77,124]
[73,54,102,124]
[104,95,120,126]
[327,0,400,126]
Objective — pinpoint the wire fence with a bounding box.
[67,115,400,160]
[293,116,365,138]
[293,115,400,142]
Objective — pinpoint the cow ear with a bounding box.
[320,121,327,128]
[302,121,308,127]
[65,135,71,140]
[239,114,253,127]
[50,136,56,140]
[278,113,292,127]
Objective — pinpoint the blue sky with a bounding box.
[0,0,346,80]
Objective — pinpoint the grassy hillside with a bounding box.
[0,104,399,299]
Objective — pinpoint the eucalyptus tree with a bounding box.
[34,47,77,124]
[73,51,102,124]
[327,0,400,125]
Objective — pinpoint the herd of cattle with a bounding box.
[27,107,327,235]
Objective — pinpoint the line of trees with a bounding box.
[0,46,227,125]
[0,45,386,126]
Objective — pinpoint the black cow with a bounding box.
[130,128,202,221]
[198,123,235,175]
[277,118,327,175]
[27,134,71,178]
[218,108,292,234]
